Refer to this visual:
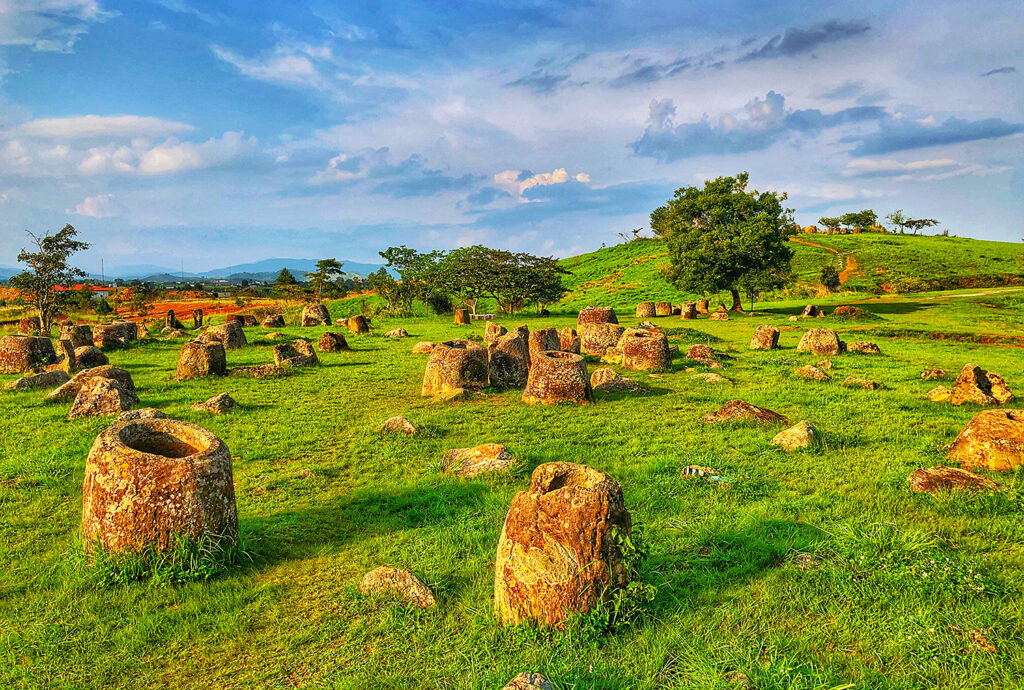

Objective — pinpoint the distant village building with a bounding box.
[54,284,115,301]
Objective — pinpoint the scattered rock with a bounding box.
[908,466,1000,493]
[175,341,227,380]
[947,409,1024,471]
[191,392,236,414]
[846,341,881,354]
[590,367,643,393]
[359,566,435,609]
[300,304,331,327]
[817,359,833,370]
[579,322,625,356]
[48,365,135,402]
[411,341,435,354]
[577,306,618,327]
[347,314,371,335]
[318,332,350,352]
[927,386,952,402]
[795,365,830,382]
[523,351,593,405]
[708,312,729,321]
[702,400,789,425]
[502,673,552,690]
[685,343,723,368]
[771,420,822,451]
[618,328,671,371]
[261,314,285,328]
[59,323,93,348]
[796,328,844,356]
[0,335,58,373]
[274,339,320,367]
[117,408,168,422]
[386,328,409,339]
[81,418,237,553]
[749,325,780,350]
[422,339,489,397]
[691,372,733,386]
[921,368,948,380]
[800,305,818,318]
[832,306,875,321]
[841,376,878,390]
[987,372,1014,404]
[199,322,247,350]
[442,443,516,477]
[5,369,70,390]
[47,339,77,373]
[380,416,418,435]
[528,327,561,363]
[68,377,139,419]
[92,324,128,350]
[695,299,709,314]
[494,462,632,628]
[950,364,999,406]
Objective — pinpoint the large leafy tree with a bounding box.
[436,246,568,315]
[304,259,345,301]
[10,224,90,333]
[651,173,793,311]
[378,246,444,314]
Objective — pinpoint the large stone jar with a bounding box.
[494,462,632,628]
[421,339,489,397]
[522,351,593,405]
[81,418,238,553]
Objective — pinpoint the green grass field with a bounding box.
[2,290,1024,689]
[558,235,1024,310]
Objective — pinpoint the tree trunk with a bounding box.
[729,288,743,312]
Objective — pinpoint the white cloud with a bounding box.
[212,44,328,90]
[494,168,591,199]
[844,158,957,176]
[68,193,116,217]
[0,0,115,53]
[11,115,195,139]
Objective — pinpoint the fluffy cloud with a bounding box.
[12,115,194,139]
[631,92,886,162]
[0,0,114,53]
[494,168,591,198]
[212,45,327,90]
[68,193,116,217]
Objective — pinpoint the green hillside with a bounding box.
[558,234,1024,310]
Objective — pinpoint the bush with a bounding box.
[424,291,453,315]
[94,299,113,316]
[819,263,841,290]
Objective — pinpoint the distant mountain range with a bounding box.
[0,258,385,283]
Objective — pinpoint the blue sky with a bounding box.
[0,0,1021,272]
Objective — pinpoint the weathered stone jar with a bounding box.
[421,339,489,397]
[618,328,671,371]
[522,351,593,405]
[81,418,239,553]
[0,335,58,373]
[577,306,618,327]
[654,301,672,316]
[300,303,331,327]
[494,462,632,628]
[635,302,656,318]
[175,341,227,380]
[579,322,625,356]
[528,327,561,364]
[454,308,471,325]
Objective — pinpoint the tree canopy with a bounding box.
[886,209,939,235]
[303,259,345,301]
[651,173,793,310]
[274,268,298,286]
[9,224,90,332]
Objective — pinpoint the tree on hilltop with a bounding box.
[651,172,793,311]
[275,268,297,286]
[304,259,345,301]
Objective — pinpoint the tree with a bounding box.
[304,259,345,301]
[274,268,297,286]
[9,224,89,333]
[906,217,939,235]
[379,246,444,314]
[886,209,909,234]
[886,209,939,235]
[818,216,841,230]
[94,298,113,317]
[820,262,841,290]
[436,246,569,315]
[651,173,793,311]
[838,209,876,230]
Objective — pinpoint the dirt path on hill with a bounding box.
[790,237,861,284]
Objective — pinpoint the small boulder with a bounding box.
[927,386,952,403]
[68,377,138,419]
[771,421,821,451]
[386,328,409,339]
[199,322,247,350]
[48,365,135,402]
[909,466,999,493]
[796,328,844,356]
[950,364,998,406]
[5,369,70,391]
[708,312,729,321]
[300,304,331,327]
[817,359,833,370]
[921,368,948,380]
[347,314,371,335]
[590,367,643,393]
[987,372,1014,404]
[691,372,733,386]
[795,365,830,382]
[318,332,350,352]
[261,314,285,328]
[749,325,780,350]
[191,392,236,414]
[846,341,881,355]
[359,566,435,609]
[274,339,319,367]
[441,443,516,477]
[947,409,1024,471]
[117,408,168,422]
[503,674,553,690]
[702,400,788,425]
[175,341,227,380]
[841,376,879,390]
[411,341,435,354]
[380,416,418,435]
[800,305,818,318]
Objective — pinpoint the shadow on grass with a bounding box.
[241,482,490,569]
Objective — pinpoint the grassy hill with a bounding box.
[558,234,1024,310]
